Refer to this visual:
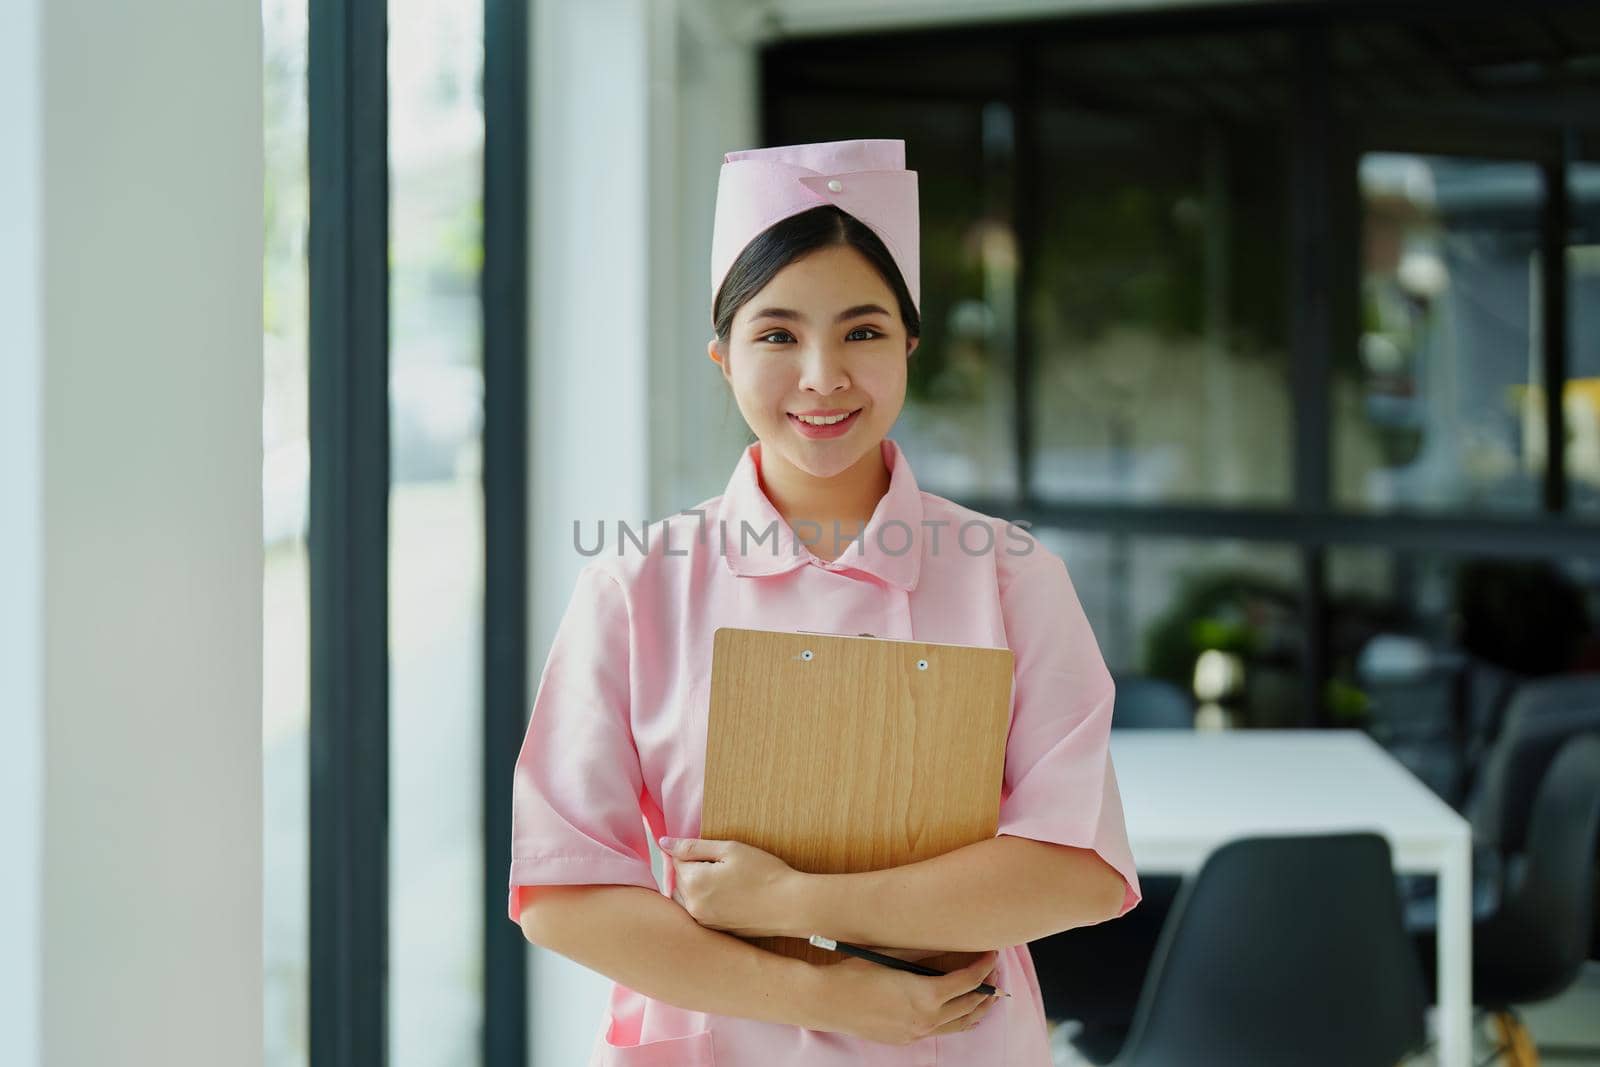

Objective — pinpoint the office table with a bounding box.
[1109,729,1473,1067]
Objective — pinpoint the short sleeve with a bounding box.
[994,542,1142,920]
[508,563,660,926]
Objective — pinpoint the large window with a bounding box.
[763,6,1600,737]
[266,0,518,1061]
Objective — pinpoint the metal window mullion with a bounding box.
[482,0,530,1060]
[308,0,390,1062]
[1290,26,1335,726]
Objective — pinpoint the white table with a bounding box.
[1109,729,1473,1067]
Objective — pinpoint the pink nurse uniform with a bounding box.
[509,436,1142,1066]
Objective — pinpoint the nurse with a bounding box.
[509,138,1142,1066]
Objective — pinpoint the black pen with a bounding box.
[808,935,1009,997]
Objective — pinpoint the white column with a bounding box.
[527,1,657,1062]
[0,1,46,1063]
[0,0,264,1063]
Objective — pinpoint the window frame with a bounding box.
[304,0,530,1060]
[762,5,1600,728]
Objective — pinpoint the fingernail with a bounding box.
[658,836,675,850]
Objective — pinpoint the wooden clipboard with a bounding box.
[701,626,1015,966]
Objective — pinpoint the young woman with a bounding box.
[509,138,1140,1066]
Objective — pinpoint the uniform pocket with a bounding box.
[596,1027,716,1067]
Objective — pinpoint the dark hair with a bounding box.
[712,205,921,352]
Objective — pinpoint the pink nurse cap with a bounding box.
[709,138,920,327]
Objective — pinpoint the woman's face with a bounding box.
[708,244,918,480]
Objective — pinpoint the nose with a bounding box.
[796,338,851,395]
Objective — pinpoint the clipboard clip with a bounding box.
[795,628,878,638]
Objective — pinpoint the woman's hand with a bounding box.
[799,947,1001,1046]
[660,836,802,939]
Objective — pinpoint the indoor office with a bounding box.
[5,1,1600,1066]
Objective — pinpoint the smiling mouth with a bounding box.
[789,408,862,426]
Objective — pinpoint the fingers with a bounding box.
[930,969,1000,1033]
[931,996,995,1035]
[933,985,993,1028]
[939,950,999,1001]
[659,837,726,862]
[926,951,999,1035]
[953,993,998,1034]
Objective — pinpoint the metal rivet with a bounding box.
[916,659,928,670]
[826,179,843,193]
[801,649,814,661]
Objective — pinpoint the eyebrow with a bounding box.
[749,303,892,324]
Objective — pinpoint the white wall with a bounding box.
[527,1,657,1061]
[1,0,264,1063]
[0,0,46,1062]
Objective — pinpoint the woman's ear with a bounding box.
[707,337,731,380]
[906,336,920,359]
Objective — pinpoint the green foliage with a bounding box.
[1143,568,1299,692]
[1324,677,1372,726]
[1188,615,1260,657]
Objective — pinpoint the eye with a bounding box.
[757,329,795,344]
[847,326,883,341]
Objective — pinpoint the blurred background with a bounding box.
[5,1,1599,1066]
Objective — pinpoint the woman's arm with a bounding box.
[520,883,826,1029]
[776,834,1127,952]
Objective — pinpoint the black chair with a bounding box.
[1456,658,1532,803]
[1404,675,1600,939]
[1464,676,1600,856]
[1356,633,1530,811]
[1412,735,1600,1067]
[1111,674,1193,730]
[1094,833,1428,1067]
